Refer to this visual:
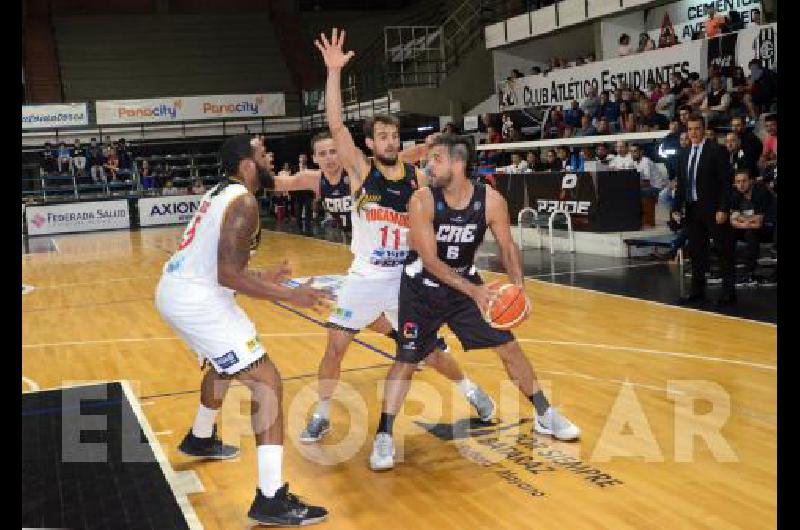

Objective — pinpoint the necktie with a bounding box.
[689,146,699,202]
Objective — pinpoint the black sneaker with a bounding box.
[248,484,328,527]
[178,425,239,460]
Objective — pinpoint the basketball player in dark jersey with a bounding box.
[369,134,580,471]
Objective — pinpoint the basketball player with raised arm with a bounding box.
[155,135,332,525]
[368,134,581,471]
[295,29,497,443]
[272,131,450,368]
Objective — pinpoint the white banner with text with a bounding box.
[26,200,130,235]
[22,103,89,129]
[138,194,204,227]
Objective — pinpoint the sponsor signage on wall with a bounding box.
[499,39,705,109]
[646,0,763,42]
[499,22,776,111]
[139,194,204,227]
[25,200,130,235]
[22,103,89,129]
[95,93,286,125]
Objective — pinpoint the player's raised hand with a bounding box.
[314,28,355,70]
[290,279,335,313]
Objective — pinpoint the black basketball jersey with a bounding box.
[405,183,488,281]
[319,171,353,229]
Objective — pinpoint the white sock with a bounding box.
[314,399,331,419]
[456,377,478,396]
[191,404,219,438]
[257,445,284,498]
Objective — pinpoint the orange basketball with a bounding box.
[484,282,531,329]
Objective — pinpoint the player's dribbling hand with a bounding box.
[314,28,355,70]
[291,279,335,313]
[471,282,500,315]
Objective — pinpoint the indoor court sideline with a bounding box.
[22,225,777,529]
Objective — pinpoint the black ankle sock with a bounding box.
[529,391,550,416]
[386,329,399,342]
[377,412,396,434]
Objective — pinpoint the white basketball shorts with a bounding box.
[327,272,401,332]
[155,274,266,376]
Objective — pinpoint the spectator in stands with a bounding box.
[574,114,598,137]
[631,143,666,197]
[563,124,575,139]
[140,160,155,191]
[281,162,291,173]
[544,108,566,139]
[609,141,634,169]
[677,105,691,132]
[57,141,72,175]
[730,115,763,165]
[618,101,634,132]
[163,180,180,196]
[497,152,529,173]
[595,91,620,130]
[759,113,777,174]
[117,139,133,178]
[102,135,113,156]
[728,66,748,115]
[579,146,595,167]
[87,138,104,183]
[41,141,56,176]
[618,34,633,56]
[564,100,583,129]
[700,76,731,128]
[543,149,560,171]
[640,100,670,130]
[596,116,612,135]
[637,32,656,53]
[647,81,661,103]
[704,5,728,38]
[671,73,692,106]
[744,59,778,120]
[705,129,718,143]
[501,113,514,139]
[511,69,525,79]
[104,148,119,182]
[525,151,543,171]
[730,169,775,284]
[507,126,522,142]
[581,87,601,118]
[586,53,596,63]
[190,178,206,195]
[726,132,758,179]
[751,8,763,26]
[596,143,611,164]
[556,146,572,171]
[623,114,639,133]
[71,140,86,178]
[687,80,708,112]
[656,81,677,120]
[530,66,542,75]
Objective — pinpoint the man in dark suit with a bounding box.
[672,114,736,306]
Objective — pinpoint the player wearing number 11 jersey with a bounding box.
[293,28,497,444]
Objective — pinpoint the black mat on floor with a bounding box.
[21,382,192,530]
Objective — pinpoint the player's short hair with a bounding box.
[219,134,258,176]
[310,131,333,152]
[431,134,474,174]
[364,114,400,139]
[687,113,705,127]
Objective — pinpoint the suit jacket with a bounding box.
[673,140,732,216]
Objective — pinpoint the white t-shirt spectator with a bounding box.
[656,91,676,120]
[632,155,665,188]
[497,160,530,173]
[608,153,635,170]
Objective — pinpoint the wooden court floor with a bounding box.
[22,227,777,529]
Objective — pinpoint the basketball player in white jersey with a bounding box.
[155,135,332,526]
[286,29,497,444]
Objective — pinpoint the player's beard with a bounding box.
[257,164,274,191]
[431,171,453,189]
[375,152,398,166]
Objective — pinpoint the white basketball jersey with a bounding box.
[348,161,418,279]
[162,181,252,293]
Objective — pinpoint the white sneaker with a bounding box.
[369,433,395,471]
[535,407,581,441]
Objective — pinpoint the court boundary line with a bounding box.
[523,261,665,278]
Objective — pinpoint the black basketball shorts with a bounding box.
[396,271,514,364]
